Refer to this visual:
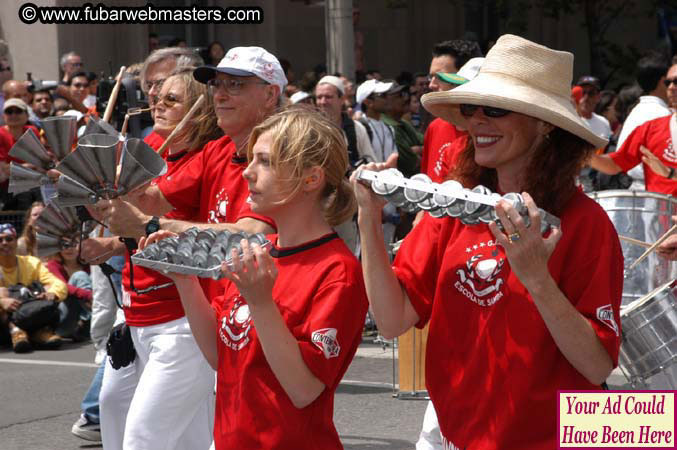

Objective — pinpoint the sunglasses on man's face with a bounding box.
[582,87,599,96]
[459,104,512,118]
[4,108,24,115]
[0,235,16,243]
[664,78,677,87]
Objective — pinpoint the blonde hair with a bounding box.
[161,67,223,151]
[247,106,356,226]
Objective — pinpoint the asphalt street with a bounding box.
[0,337,427,450]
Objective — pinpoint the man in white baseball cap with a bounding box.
[315,75,376,168]
[193,46,287,93]
[101,46,281,252]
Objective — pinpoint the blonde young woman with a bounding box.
[141,107,368,449]
[352,35,623,449]
[95,67,223,450]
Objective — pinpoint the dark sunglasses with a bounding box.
[664,78,677,87]
[0,235,16,243]
[584,90,600,97]
[459,104,512,118]
[4,108,24,115]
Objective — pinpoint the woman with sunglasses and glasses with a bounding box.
[95,67,223,450]
[352,35,623,450]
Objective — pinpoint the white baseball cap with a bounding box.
[193,46,288,91]
[290,91,311,104]
[317,75,345,96]
[355,79,394,104]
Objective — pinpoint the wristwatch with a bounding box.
[145,216,160,236]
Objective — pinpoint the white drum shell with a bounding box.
[619,280,677,381]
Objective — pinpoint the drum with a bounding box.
[619,280,677,383]
[396,323,429,398]
[589,190,677,307]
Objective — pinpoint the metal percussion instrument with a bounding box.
[132,228,271,279]
[619,280,677,388]
[357,169,561,232]
[589,190,677,307]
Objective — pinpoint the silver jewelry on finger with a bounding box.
[508,232,521,243]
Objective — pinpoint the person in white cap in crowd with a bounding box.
[421,41,483,180]
[290,90,313,105]
[352,34,622,449]
[315,75,376,255]
[356,79,397,164]
[315,75,376,167]
[381,82,423,177]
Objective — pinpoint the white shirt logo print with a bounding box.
[311,328,341,359]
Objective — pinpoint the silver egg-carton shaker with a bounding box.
[358,169,560,233]
[131,227,271,280]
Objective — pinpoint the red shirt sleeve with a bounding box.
[554,199,624,366]
[294,273,368,388]
[609,120,650,171]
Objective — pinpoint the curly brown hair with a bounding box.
[449,127,594,215]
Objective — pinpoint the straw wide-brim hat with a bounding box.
[421,34,608,150]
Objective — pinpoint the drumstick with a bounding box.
[103,66,127,123]
[618,235,651,248]
[156,94,205,156]
[629,224,677,269]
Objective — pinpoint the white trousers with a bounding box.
[100,316,215,450]
[416,400,443,450]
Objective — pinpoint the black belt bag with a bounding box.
[106,323,136,369]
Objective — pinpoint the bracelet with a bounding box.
[669,168,675,180]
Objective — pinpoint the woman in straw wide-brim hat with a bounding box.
[351,34,623,449]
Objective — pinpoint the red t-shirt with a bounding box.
[610,115,677,195]
[212,233,368,449]
[123,144,203,327]
[392,190,623,450]
[157,135,275,300]
[421,118,462,182]
[0,125,40,162]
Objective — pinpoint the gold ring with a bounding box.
[508,232,520,243]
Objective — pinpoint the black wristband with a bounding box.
[145,216,160,236]
[669,168,675,180]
